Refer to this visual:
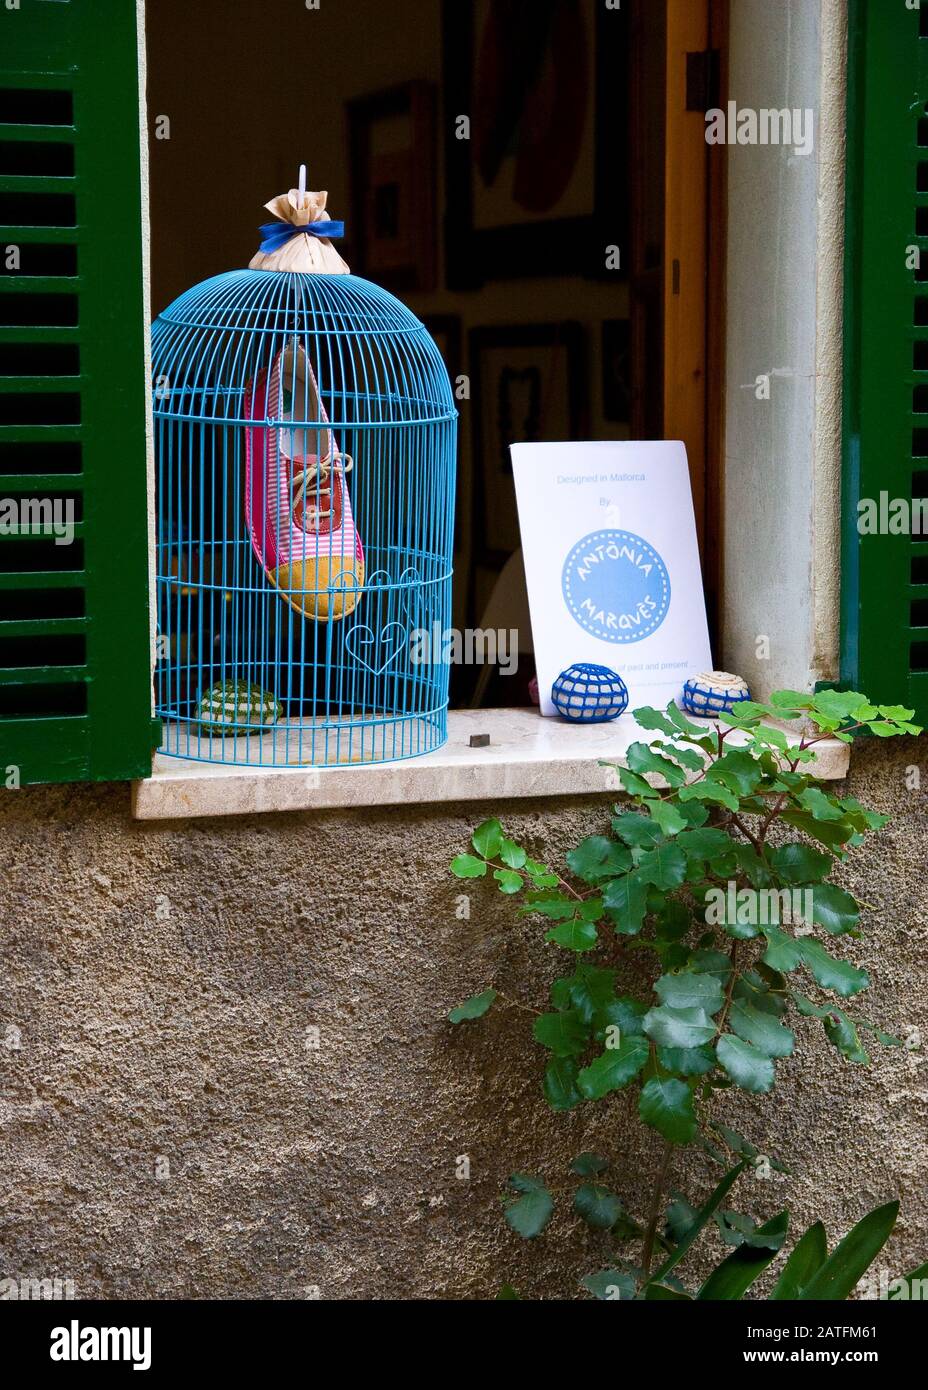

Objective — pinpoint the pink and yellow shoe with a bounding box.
[245,343,364,620]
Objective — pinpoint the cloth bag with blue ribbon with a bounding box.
[249,186,350,275]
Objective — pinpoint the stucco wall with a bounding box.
[1,737,925,1300]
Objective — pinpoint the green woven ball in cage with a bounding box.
[197,679,282,736]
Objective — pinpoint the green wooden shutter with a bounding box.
[842,0,928,720]
[0,0,156,784]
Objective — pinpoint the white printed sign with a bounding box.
[511,441,713,716]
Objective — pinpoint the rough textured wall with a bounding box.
[1,738,925,1300]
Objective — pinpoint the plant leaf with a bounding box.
[611,811,665,847]
[504,1174,554,1239]
[570,1152,610,1176]
[810,883,861,936]
[450,854,488,879]
[543,1057,583,1111]
[770,843,833,884]
[657,1044,716,1076]
[666,700,708,736]
[647,798,688,836]
[493,868,523,894]
[644,1004,716,1050]
[626,741,687,787]
[574,1183,624,1230]
[582,1268,638,1300]
[636,842,688,890]
[639,1076,698,1144]
[696,1211,789,1299]
[545,917,599,952]
[678,778,739,812]
[797,1201,899,1300]
[533,1009,589,1057]
[471,818,503,859]
[797,938,870,997]
[550,963,617,1020]
[708,747,764,796]
[662,742,707,771]
[716,1034,776,1093]
[729,1001,795,1058]
[631,705,679,736]
[763,929,869,996]
[647,1162,746,1287]
[566,835,633,883]
[797,786,847,822]
[769,1221,828,1300]
[524,894,584,920]
[499,837,527,869]
[603,871,649,934]
[577,1035,649,1100]
[677,826,737,863]
[655,969,726,1014]
[448,989,497,1023]
[619,767,656,798]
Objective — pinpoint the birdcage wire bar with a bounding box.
[152,270,457,767]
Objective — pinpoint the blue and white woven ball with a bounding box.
[681,670,751,717]
[551,663,629,723]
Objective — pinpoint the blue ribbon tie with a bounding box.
[258,219,345,253]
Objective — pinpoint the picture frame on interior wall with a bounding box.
[442,0,629,290]
[469,322,586,572]
[346,80,437,292]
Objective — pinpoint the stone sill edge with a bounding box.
[131,708,850,821]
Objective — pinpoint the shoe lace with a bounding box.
[291,453,353,530]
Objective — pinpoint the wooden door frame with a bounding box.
[631,0,728,645]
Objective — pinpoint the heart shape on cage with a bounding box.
[343,567,439,675]
[344,619,409,676]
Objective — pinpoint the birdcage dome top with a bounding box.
[151,268,455,428]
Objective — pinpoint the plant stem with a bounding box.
[641,1139,674,1278]
[729,812,764,854]
[715,939,741,1038]
[494,990,542,1016]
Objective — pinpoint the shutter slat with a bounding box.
[0,125,76,144]
[0,618,86,637]
[0,175,77,193]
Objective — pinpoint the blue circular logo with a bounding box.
[561,529,671,644]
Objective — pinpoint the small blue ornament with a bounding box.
[681,670,751,717]
[551,662,629,723]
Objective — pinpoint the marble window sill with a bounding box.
[131,708,850,821]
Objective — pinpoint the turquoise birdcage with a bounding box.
[152,188,456,767]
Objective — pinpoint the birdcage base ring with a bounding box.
[158,711,447,768]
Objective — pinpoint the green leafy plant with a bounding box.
[448,689,920,1292]
[499,1162,925,1300]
